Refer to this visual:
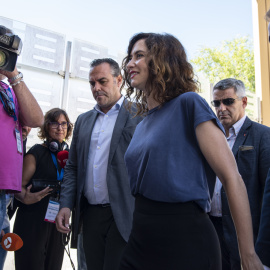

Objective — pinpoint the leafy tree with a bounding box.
[191,37,255,92]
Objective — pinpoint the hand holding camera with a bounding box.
[0,25,22,72]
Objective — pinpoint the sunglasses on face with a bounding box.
[49,122,69,129]
[211,97,242,108]
[0,90,16,117]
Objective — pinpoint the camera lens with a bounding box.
[0,50,7,67]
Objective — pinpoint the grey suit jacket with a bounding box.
[219,117,270,262]
[60,100,143,241]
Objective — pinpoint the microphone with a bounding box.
[1,233,23,251]
[57,150,69,168]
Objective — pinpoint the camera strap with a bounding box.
[44,152,64,224]
[0,82,17,121]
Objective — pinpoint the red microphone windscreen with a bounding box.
[1,233,23,251]
[57,150,69,168]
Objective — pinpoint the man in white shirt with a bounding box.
[56,58,142,270]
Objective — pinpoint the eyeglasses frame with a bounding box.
[49,121,69,129]
[211,97,243,108]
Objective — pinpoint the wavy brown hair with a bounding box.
[122,33,199,115]
[38,108,73,141]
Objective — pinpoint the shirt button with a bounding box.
[97,146,100,149]
[101,130,104,132]
[94,165,97,168]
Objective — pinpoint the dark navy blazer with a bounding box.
[256,168,270,267]
[219,117,270,262]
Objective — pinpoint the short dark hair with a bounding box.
[213,78,246,97]
[122,33,199,115]
[90,58,121,77]
[38,108,73,141]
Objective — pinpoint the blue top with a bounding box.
[125,92,224,212]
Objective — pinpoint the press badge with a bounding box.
[15,128,22,154]
[44,197,60,223]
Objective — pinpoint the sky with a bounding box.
[2,0,254,60]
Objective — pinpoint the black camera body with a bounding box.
[0,26,22,72]
[30,179,61,193]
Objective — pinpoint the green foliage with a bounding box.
[191,37,255,92]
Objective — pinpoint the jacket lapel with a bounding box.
[231,117,252,156]
[83,110,99,169]
[108,100,129,164]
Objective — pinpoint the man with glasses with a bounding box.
[56,58,142,270]
[209,78,270,270]
[0,26,43,258]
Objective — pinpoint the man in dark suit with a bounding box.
[255,10,270,270]
[209,78,270,270]
[56,58,142,270]
[256,169,270,270]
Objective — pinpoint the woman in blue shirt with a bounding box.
[119,33,263,270]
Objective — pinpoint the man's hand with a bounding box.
[56,207,71,234]
[1,66,44,127]
[0,66,19,80]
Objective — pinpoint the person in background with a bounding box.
[0,124,32,270]
[119,32,263,270]
[22,126,32,155]
[13,108,73,270]
[209,78,270,270]
[0,194,13,270]
[0,25,43,264]
[255,8,270,270]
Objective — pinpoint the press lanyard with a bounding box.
[0,83,17,122]
[50,152,64,181]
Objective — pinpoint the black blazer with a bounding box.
[219,117,270,262]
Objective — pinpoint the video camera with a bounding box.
[0,25,22,72]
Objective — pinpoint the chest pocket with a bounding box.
[236,146,256,187]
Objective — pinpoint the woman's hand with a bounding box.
[15,154,54,205]
[22,185,53,205]
[241,252,264,270]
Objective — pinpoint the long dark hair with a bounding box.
[122,33,199,115]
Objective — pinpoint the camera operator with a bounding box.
[0,25,43,250]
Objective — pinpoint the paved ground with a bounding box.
[4,217,78,270]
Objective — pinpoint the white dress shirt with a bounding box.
[210,115,246,216]
[84,96,124,205]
